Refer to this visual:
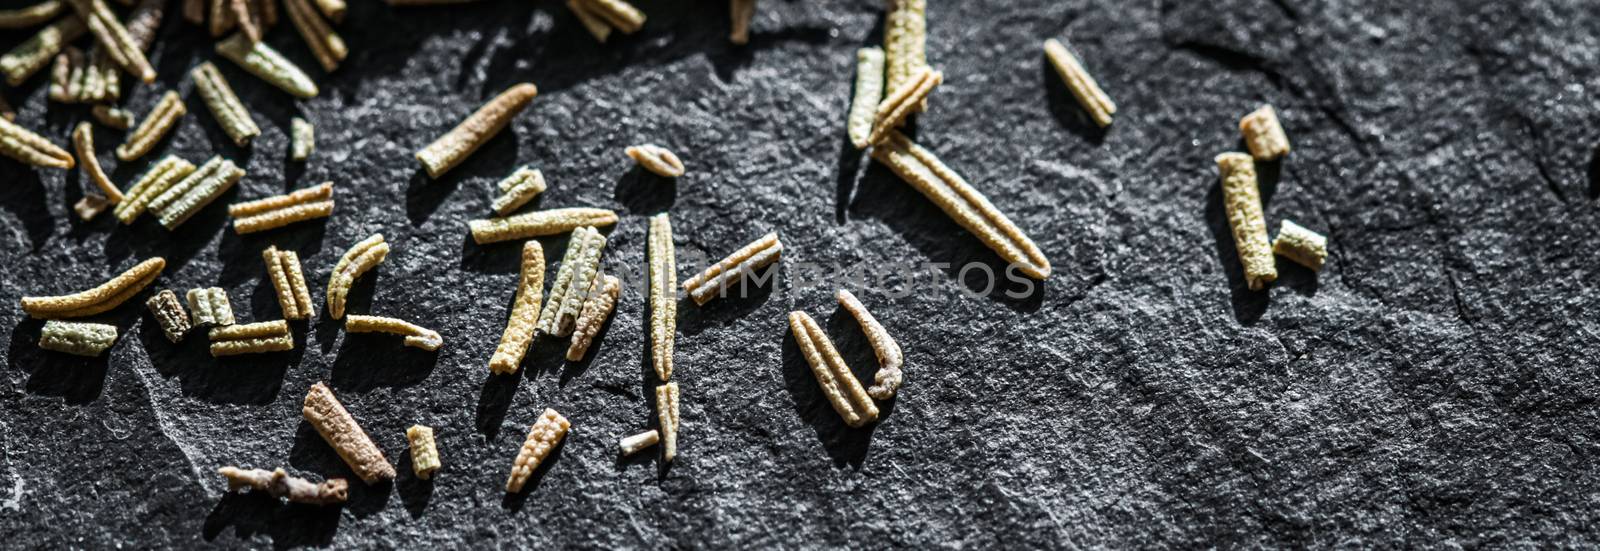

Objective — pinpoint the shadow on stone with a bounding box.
[328,333,439,393]
[10,318,108,405]
[202,492,342,550]
[475,372,520,439]
[1587,144,1600,201]
[395,451,434,519]
[612,165,677,216]
[137,316,293,406]
[678,263,778,337]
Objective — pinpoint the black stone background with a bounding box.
[2,0,1599,547]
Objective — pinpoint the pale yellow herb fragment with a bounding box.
[536,226,606,337]
[0,16,85,86]
[467,207,617,245]
[73,122,122,203]
[648,213,676,382]
[505,408,570,493]
[490,167,545,216]
[406,425,441,480]
[1272,219,1327,271]
[114,156,195,223]
[0,2,64,29]
[883,0,926,102]
[656,381,679,462]
[283,0,346,72]
[1216,152,1276,290]
[837,289,903,400]
[345,314,443,351]
[788,310,878,427]
[326,233,389,319]
[216,32,318,98]
[186,286,235,328]
[867,66,941,146]
[230,182,334,234]
[625,144,684,177]
[566,274,619,362]
[290,117,313,161]
[1240,104,1291,161]
[0,115,74,169]
[566,0,610,43]
[415,83,538,178]
[21,257,165,319]
[846,47,884,149]
[729,0,754,44]
[681,232,781,305]
[583,0,643,34]
[262,246,315,320]
[115,90,185,161]
[65,0,156,82]
[91,105,134,129]
[489,241,544,374]
[208,319,293,356]
[871,131,1052,279]
[148,155,245,229]
[617,429,658,457]
[1043,38,1116,128]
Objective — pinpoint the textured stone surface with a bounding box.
[3,0,1600,547]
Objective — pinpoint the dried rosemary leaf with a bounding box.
[65,0,156,82]
[837,289,903,400]
[186,286,235,328]
[302,382,396,484]
[326,233,389,319]
[871,131,1052,280]
[867,66,941,145]
[215,32,318,98]
[1272,219,1327,272]
[114,90,185,161]
[681,232,781,305]
[648,213,676,382]
[0,115,74,168]
[488,241,544,374]
[1215,152,1276,290]
[148,155,245,229]
[624,144,685,177]
[656,382,679,462]
[467,207,617,245]
[145,288,190,343]
[490,167,545,216]
[290,117,314,161]
[114,156,195,223]
[73,122,122,203]
[1240,104,1291,161]
[191,61,261,146]
[230,182,334,234]
[345,314,443,351]
[505,408,569,493]
[788,310,878,427]
[415,82,538,178]
[283,0,345,72]
[406,425,441,480]
[0,2,65,30]
[0,15,85,86]
[1043,38,1115,128]
[21,257,165,319]
[218,467,347,505]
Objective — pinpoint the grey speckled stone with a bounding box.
[2,0,1599,547]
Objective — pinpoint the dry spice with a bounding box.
[145,289,190,343]
[345,315,443,351]
[73,194,110,220]
[186,286,235,328]
[490,167,545,216]
[326,233,389,319]
[114,156,195,223]
[1240,105,1291,161]
[584,0,644,34]
[867,66,941,146]
[283,0,345,72]
[566,0,611,43]
[216,32,319,98]
[505,408,570,493]
[467,207,617,245]
[191,61,260,146]
[230,181,334,234]
[21,257,165,319]
[489,241,544,374]
[406,425,441,480]
[73,122,122,203]
[91,104,134,129]
[648,213,676,382]
[536,226,606,337]
[115,90,186,161]
[290,117,313,161]
[65,0,156,82]
[656,382,679,462]
[883,0,926,104]
[682,232,781,305]
[789,310,878,427]
[871,131,1052,279]
[625,144,685,177]
[1215,152,1276,290]
[415,82,538,178]
[617,430,658,457]
[0,115,73,168]
[1272,219,1327,271]
[302,382,396,484]
[262,246,315,320]
[565,274,619,362]
[1043,38,1115,128]
[847,47,884,149]
[218,467,347,505]
[0,2,64,29]
[147,155,245,229]
[208,319,293,356]
[837,290,903,400]
[38,320,118,356]
[313,0,343,21]
[0,16,85,86]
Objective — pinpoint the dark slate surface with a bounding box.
[2,0,1599,547]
